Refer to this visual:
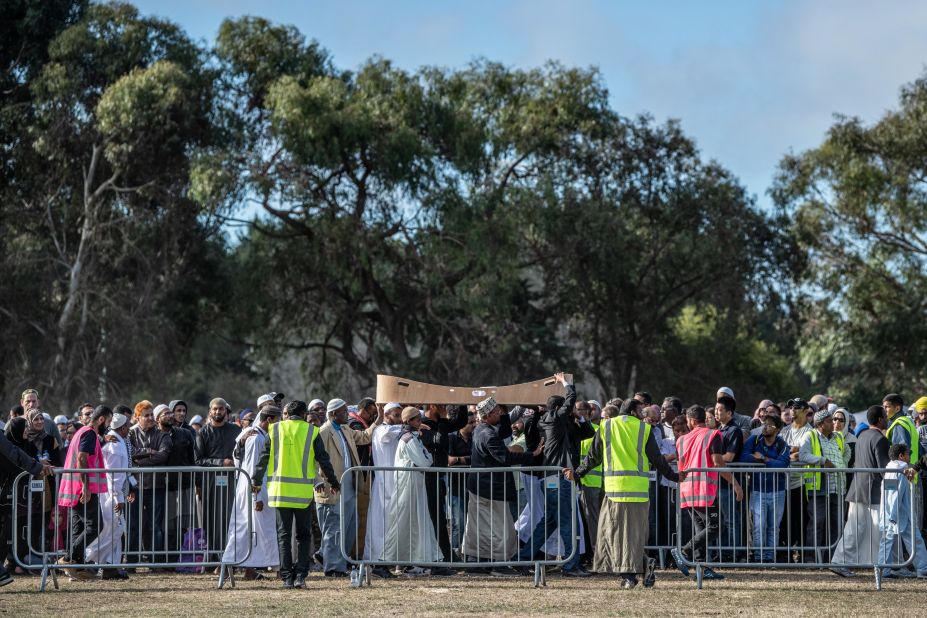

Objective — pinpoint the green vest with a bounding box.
[580,422,603,489]
[887,414,919,481]
[602,415,651,503]
[802,430,845,495]
[267,419,318,509]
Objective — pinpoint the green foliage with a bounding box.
[773,72,927,407]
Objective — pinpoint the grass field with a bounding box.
[0,567,922,616]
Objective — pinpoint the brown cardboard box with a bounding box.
[375,374,573,406]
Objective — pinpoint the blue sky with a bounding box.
[134,0,927,210]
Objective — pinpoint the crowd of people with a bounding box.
[2,380,927,591]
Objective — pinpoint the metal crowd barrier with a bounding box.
[674,466,918,590]
[11,466,253,591]
[336,466,579,587]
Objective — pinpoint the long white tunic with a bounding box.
[86,430,130,565]
[222,426,279,568]
[363,423,403,561]
[380,430,442,563]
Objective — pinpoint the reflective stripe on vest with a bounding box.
[57,425,107,508]
[803,430,844,494]
[602,415,651,503]
[267,420,318,509]
[580,422,603,488]
[678,426,720,509]
[888,416,919,482]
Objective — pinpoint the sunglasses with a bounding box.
[833,416,846,422]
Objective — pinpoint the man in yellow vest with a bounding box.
[798,408,849,563]
[253,400,340,589]
[570,398,679,589]
[884,393,921,532]
[577,400,602,566]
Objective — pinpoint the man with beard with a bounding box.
[419,402,468,576]
[195,398,241,560]
[128,403,173,562]
[363,402,404,577]
[166,399,198,557]
[57,405,112,580]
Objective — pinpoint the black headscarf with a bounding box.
[5,416,28,449]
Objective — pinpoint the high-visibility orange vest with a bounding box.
[677,425,721,509]
[58,426,108,507]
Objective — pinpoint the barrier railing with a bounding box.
[673,466,918,590]
[11,466,253,591]
[336,466,580,587]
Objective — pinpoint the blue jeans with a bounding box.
[517,477,580,571]
[316,472,355,574]
[718,484,743,560]
[750,490,785,561]
[447,494,466,551]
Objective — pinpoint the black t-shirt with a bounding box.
[719,424,743,458]
[708,433,723,455]
[78,429,98,454]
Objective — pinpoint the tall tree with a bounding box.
[773,71,927,406]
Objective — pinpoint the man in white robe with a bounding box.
[364,403,403,577]
[222,405,281,578]
[381,407,442,571]
[85,411,135,578]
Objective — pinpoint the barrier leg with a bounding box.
[217,563,227,589]
[695,563,703,590]
[874,566,882,591]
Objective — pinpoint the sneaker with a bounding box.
[282,575,295,589]
[916,571,927,579]
[294,574,306,588]
[643,558,656,588]
[829,567,854,578]
[702,567,725,581]
[621,575,638,589]
[670,549,689,577]
[0,569,13,588]
[101,570,129,581]
[884,568,916,579]
[402,567,428,577]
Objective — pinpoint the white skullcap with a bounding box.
[308,399,325,410]
[54,415,69,424]
[257,394,274,407]
[327,398,347,414]
[111,413,129,429]
[189,415,203,425]
[717,386,735,400]
[154,404,171,419]
[385,402,402,412]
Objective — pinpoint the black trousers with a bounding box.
[0,502,12,569]
[68,494,100,564]
[780,485,807,558]
[682,503,719,561]
[424,472,451,562]
[277,507,311,578]
[806,493,840,562]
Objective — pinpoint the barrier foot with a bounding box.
[218,564,234,589]
[40,566,49,592]
[695,564,703,590]
[874,567,882,591]
[533,563,546,588]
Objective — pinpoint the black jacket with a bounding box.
[845,428,890,505]
[0,429,43,485]
[166,425,197,489]
[538,385,594,470]
[195,422,239,467]
[467,422,534,501]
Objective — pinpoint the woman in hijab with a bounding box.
[3,416,54,570]
[20,409,62,466]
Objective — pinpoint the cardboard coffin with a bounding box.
[375,374,572,406]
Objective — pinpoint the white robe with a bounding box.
[363,423,403,561]
[380,430,442,563]
[831,502,880,565]
[222,426,279,568]
[514,473,585,556]
[85,431,130,565]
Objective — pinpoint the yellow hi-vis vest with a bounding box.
[602,415,651,503]
[580,422,603,489]
[802,430,845,495]
[887,414,919,481]
[267,419,318,509]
